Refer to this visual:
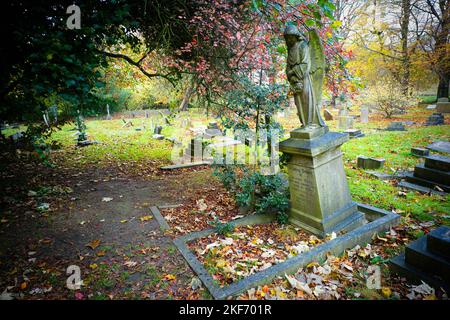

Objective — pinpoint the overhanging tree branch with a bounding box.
[98,50,177,87]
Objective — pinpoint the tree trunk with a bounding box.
[179,77,195,111]
[437,73,449,98]
[434,0,450,98]
[400,0,411,95]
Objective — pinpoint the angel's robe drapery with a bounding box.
[286,40,325,127]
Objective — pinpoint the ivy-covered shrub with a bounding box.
[213,164,290,224]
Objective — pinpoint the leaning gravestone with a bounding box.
[323,109,333,121]
[390,226,450,291]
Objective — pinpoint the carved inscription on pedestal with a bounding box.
[289,165,317,215]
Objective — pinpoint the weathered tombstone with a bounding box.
[154,125,163,135]
[386,122,406,131]
[360,105,369,123]
[390,226,450,291]
[436,101,450,113]
[323,109,333,121]
[345,129,365,139]
[357,156,385,170]
[411,147,430,157]
[425,113,445,126]
[437,97,449,103]
[399,154,450,194]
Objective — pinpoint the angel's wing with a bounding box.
[308,29,326,108]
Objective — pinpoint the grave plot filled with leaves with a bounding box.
[235,219,447,300]
[159,191,240,236]
[188,223,338,287]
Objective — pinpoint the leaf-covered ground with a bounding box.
[188,223,333,287]
[1,110,449,300]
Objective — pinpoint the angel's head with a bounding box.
[284,24,306,47]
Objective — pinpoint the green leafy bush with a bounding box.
[214,165,290,224]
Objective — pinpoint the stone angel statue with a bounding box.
[284,24,326,128]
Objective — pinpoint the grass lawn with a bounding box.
[4,110,450,226]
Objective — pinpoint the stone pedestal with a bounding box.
[280,126,366,237]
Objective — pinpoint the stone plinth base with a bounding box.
[280,127,366,237]
[390,226,450,291]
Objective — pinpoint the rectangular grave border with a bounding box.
[152,204,400,300]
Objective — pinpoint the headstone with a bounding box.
[360,106,369,123]
[437,97,449,103]
[386,122,406,131]
[411,147,430,157]
[357,156,385,170]
[426,141,450,154]
[345,129,365,139]
[425,113,445,126]
[436,102,450,113]
[323,109,333,121]
[154,125,163,134]
[399,154,450,194]
[390,226,450,291]
[426,104,437,110]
